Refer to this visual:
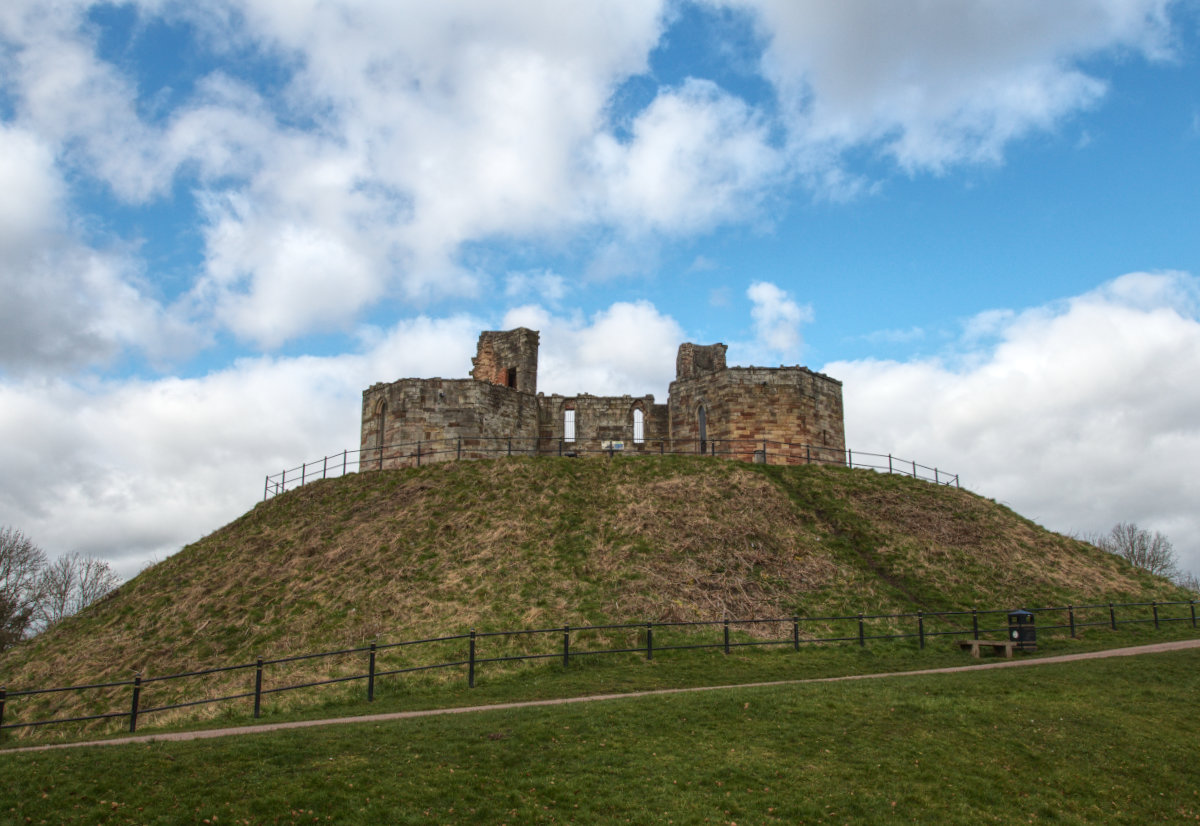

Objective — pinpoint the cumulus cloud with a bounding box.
[737,281,813,363]
[1,0,1189,356]
[826,271,1200,575]
[0,124,192,372]
[503,300,684,398]
[592,78,784,233]
[727,0,1174,174]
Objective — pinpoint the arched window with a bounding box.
[632,407,644,444]
[563,403,576,443]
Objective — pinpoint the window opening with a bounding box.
[564,408,576,442]
[633,408,644,444]
[506,368,517,389]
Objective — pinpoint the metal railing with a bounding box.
[3,599,1194,737]
[263,437,958,500]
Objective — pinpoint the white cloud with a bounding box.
[505,270,569,305]
[592,78,785,233]
[2,0,1189,358]
[825,271,1200,576]
[0,124,194,372]
[503,300,684,398]
[726,0,1174,174]
[742,280,813,362]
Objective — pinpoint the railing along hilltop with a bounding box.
[263,436,959,500]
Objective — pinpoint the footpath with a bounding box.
[6,637,1198,754]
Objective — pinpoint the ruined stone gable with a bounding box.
[360,327,845,467]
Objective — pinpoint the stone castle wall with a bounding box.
[361,327,845,468]
[669,366,845,464]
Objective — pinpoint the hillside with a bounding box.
[1,456,1185,730]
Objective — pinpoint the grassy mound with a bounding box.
[0,456,1184,734]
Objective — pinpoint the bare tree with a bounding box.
[0,527,47,650]
[1097,522,1181,580]
[1177,570,1200,595]
[35,552,122,629]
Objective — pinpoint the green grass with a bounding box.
[6,620,1197,747]
[3,647,1198,824]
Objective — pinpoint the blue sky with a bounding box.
[2,0,1200,579]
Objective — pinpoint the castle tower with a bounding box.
[675,342,728,380]
[470,328,539,395]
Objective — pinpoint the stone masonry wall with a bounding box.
[538,394,665,453]
[361,329,846,469]
[470,328,539,395]
[675,342,728,380]
[669,367,845,464]
[361,377,540,468]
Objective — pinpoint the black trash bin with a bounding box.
[1008,609,1036,652]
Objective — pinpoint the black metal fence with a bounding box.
[264,437,959,501]
[3,600,1195,737]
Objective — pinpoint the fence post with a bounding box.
[792,616,800,651]
[0,685,6,730]
[457,437,462,460]
[888,454,892,474]
[508,438,512,457]
[416,440,422,467]
[912,459,917,478]
[254,657,264,718]
[723,618,731,655]
[558,439,563,457]
[917,612,925,650]
[342,449,347,476]
[847,448,853,469]
[129,673,142,733]
[301,461,306,487]
[378,445,383,470]
[562,625,570,667]
[934,468,940,484]
[1152,601,1159,630]
[1109,602,1117,630]
[263,476,269,502]
[858,613,865,647]
[468,630,476,688]
[971,608,979,639]
[659,440,664,455]
[646,623,654,661]
[955,475,960,489]
[1069,605,1076,638]
[322,455,328,479]
[368,642,377,702]
[1192,600,1197,629]
[806,444,811,465]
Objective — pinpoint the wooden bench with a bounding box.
[958,639,1017,658]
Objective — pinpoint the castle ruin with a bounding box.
[360,328,846,467]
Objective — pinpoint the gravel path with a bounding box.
[6,637,1199,754]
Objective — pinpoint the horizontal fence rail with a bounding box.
[263,438,959,501]
[3,600,1195,737]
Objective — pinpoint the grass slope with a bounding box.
[5,648,1199,824]
[1,457,1185,734]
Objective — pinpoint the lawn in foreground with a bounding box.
[5,647,1199,824]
